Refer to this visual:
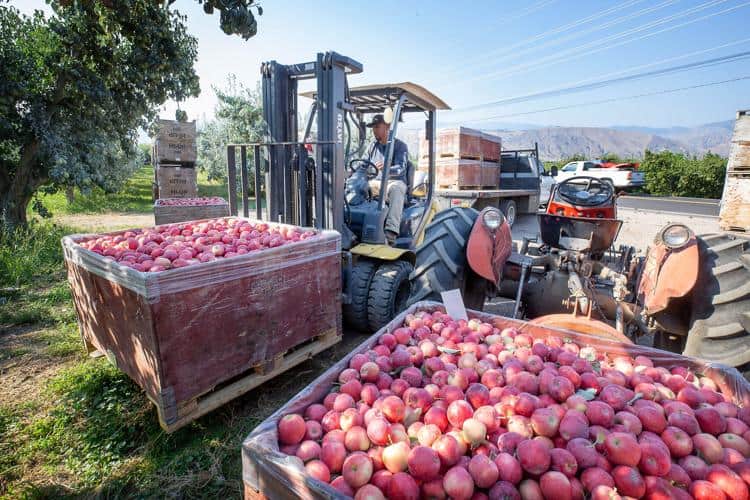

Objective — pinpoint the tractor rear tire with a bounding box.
[367,260,413,332]
[409,207,486,311]
[343,259,378,332]
[684,233,750,371]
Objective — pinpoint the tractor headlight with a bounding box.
[660,224,692,249]
[482,209,504,230]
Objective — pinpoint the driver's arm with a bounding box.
[386,141,408,179]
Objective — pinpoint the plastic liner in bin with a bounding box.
[62,218,340,303]
[241,300,750,500]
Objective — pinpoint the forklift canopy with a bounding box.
[301,82,450,114]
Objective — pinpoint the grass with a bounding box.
[39,165,230,217]
[0,185,363,497]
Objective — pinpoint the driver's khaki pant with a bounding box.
[369,179,407,235]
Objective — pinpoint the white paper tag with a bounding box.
[441,289,468,321]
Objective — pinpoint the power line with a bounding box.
[458,76,750,123]
[503,0,559,22]
[469,0,745,84]
[455,0,674,77]
[455,0,648,71]
[452,49,750,112]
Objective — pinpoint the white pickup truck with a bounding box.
[553,161,645,190]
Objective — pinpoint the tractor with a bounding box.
[440,168,750,373]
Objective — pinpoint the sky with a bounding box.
[14,0,750,130]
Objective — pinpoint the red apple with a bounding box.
[612,465,646,498]
[278,414,306,445]
[320,440,346,473]
[517,439,551,475]
[540,471,572,500]
[443,465,474,500]
[342,453,373,488]
[494,452,522,485]
[661,425,694,458]
[387,472,420,500]
[604,432,641,467]
[550,448,578,477]
[382,441,410,473]
[706,464,749,500]
[305,459,330,482]
[691,479,729,500]
[407,445,441,481]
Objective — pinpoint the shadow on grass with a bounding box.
[1,328,370,498]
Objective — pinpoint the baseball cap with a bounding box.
[366,114,387,128]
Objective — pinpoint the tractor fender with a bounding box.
[466,207,513,284]
[638,237,699,314]
[350,243,416,265]
[529,314,631,344]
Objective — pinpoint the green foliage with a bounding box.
[197,76,265,185]
[640,150,726,198]
[0,223,68,289]
[139,143,152,165]
[196,0,263,39]
[0,2,199,227]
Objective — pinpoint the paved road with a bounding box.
[617,195,720,217]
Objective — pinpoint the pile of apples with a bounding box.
[276,310,750,500]
[155,197,228,206]
[77,218,317,273]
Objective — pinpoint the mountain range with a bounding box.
[399,120,733,161]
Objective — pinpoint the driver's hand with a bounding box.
[375,161,383,170]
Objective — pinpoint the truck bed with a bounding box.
[435,188,537,199]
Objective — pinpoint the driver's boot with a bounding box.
[385,230,398,245]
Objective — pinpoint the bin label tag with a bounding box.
[441,289,468,321]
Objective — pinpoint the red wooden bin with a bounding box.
[62,218,342,432]
[241,301,750,499]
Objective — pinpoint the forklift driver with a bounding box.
[366,114,409,245]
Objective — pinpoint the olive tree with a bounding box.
[197,76,265,183]
[0,1,262,228]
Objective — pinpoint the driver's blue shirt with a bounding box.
[368,139,409,183]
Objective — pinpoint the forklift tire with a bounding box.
[343,259,378,332]
[409,207,486,311]
[367,260,414,332]
[684,233,750,372]
[500,199,517,227]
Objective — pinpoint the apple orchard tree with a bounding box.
[0,0,261,228]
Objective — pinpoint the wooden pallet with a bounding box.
[140,328,341,433]
[437,184,497,190]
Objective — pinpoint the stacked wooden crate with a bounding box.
[719,110,750,233]
[418,127,502,189]
[153,119,198,199]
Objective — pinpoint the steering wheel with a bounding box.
[347,159,379,179]
[557,176,614,207]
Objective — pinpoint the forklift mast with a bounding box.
[260,51,362,233]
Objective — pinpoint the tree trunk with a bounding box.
[65,186,76,204]
[1,186,32,230]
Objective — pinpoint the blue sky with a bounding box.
[15,0,750,129]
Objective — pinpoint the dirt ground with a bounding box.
[511,208,720,251]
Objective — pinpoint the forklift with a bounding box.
[226,51,453,331]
